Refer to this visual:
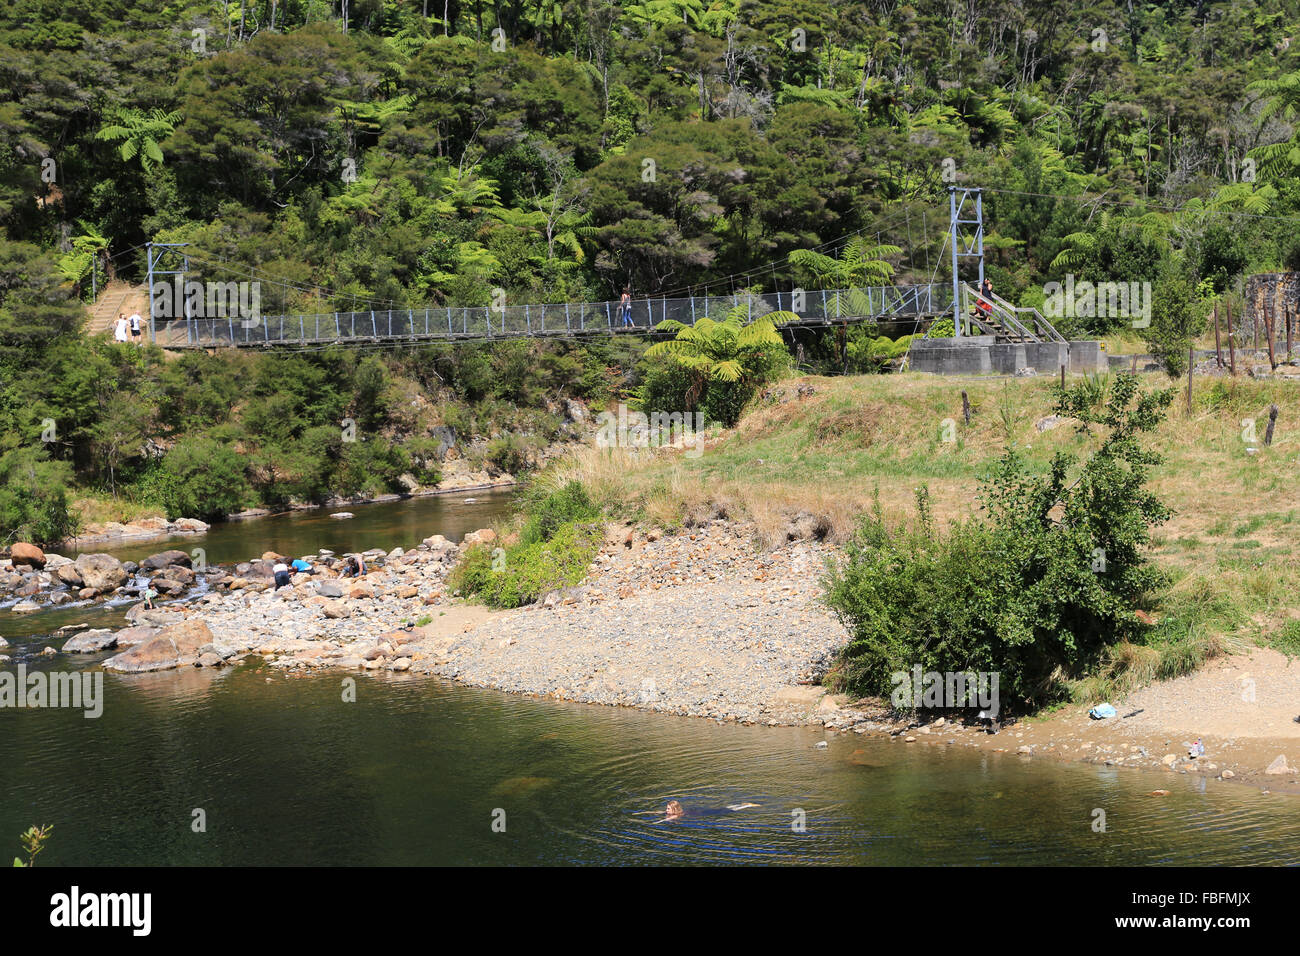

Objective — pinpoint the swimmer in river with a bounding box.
[648,800,761,822]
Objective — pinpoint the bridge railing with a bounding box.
[156,283,955,348]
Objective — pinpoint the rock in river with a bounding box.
[10,542,46,569]
[62,629,119,653]
[103,620,215,673]
[74,553,128,592]
[141,549,192,571]
[56,564,83,587]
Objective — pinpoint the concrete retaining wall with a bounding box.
[910,338,1108,376]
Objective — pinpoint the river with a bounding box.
[2,493,1297,865]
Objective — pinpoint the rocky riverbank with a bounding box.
[17,519,852,724]
[10,515,1297,793]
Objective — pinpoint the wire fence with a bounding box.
[156,284,956,348]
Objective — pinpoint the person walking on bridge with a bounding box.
[619,287,634,327]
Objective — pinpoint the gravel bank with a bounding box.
[420,521,849,724]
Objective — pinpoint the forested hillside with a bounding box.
[3,0,1300,541]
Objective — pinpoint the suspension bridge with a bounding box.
[93,188,1070,352]
[140,281,1066,350]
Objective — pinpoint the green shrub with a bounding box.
[486,433,529,474]
[0,448,80,545]
[824,374,1175,712]
[334,437,409,497]
[1143,275,1204,379]
[403,436,444,486]
[518,481,600,547]
[160,437,250,520]
[451,520,603,608]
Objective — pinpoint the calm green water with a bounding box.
[3,492,1298,865]
[2,663,1297,866]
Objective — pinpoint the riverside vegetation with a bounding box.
[523,369,1300,714]
[9,2,1300,725]
[10,2,1300,542]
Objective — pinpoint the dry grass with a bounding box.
[72,493,162,528]
[526,368,1300,682]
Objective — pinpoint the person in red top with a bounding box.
[978,276,994,315]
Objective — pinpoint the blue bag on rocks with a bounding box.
[1088,703,1117,720]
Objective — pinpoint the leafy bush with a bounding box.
[0,449,80,545]
[638,306,792,427]
[403,436,444,486]
[333,437,409,497]
[518,480,600,547]
[1143,275,1204,379]
[486,433,530,474]
[451,520,603,608]
[159,437,250,520]
[451,481,604,608]
[824,374,1175,712]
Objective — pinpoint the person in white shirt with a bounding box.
[114,314,129,342]
[128,312,142,341]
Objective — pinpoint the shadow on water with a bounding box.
[1,666,1297,866]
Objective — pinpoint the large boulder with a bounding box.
[112,625,161,647]
[102,620,214,673]
[431,425,457,460]
[55,563,83,587]
[10,543,46,569]
[74,553,128,592]
[461,528,497,549]
[62,629,119,653]
[157,565,195,586]
[123,604,186,627]
[141,549,191,571]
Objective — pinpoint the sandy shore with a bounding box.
[876,647,1300,796]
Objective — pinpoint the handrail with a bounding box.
[156,283,959,349]
[962,283,1067,344]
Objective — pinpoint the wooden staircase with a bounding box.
[86,281,149,336]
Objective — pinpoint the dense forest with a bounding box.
[3,0,1300,541]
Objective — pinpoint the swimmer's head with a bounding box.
[665,800,684,820]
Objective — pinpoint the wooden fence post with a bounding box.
[1213,303,1222,368]
[1266,299,1278,370]
[1226,300,1236,376]
[1288,303,1294,363]
[1265,404,1279,446]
